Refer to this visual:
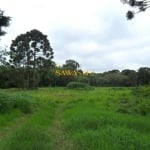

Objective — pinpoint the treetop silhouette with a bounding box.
[121,0,150,19]
[0,10,11,36]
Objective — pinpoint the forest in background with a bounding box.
[0,48,150,89]
[0,9,150,89]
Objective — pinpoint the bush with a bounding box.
[133,86,150,97]
[15,95,32,114]
[67,82,90,89]
[0,93,15,113]
[0,93,33,114]
[117,98,150,116]
[137,99,150,115]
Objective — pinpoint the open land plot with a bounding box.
[0,87,150,150]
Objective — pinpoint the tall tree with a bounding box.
[9,29,54,88]
[138,67,150,85]
[0,10,11,36]
[10,29,54,68]
[62,59,80,70]
[122,69,138,86]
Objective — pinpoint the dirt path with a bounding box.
[50,102,74,150]
[0,102,75,149]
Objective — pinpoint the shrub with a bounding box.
[133,86,150,97]
[15,96,32,114]
[0,93,33,114]
[67,82,90,89]
[0,93,15,113]
[137,99,150,115]
[117,98,150,116]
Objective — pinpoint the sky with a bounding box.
[0,0,150,72]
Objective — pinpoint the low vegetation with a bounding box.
[117,86,150,115]
[0,87,150,150]
[67,82,91,89]
[0,93,33,114]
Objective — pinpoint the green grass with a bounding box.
[0,87,150,150]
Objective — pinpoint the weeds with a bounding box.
[0,93,33,114]
[0,87,150,150]
[117,86,150,115]
[67,82,92,90]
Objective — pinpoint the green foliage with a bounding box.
[67,82,90,89]
[0,87,150,150]
[0,93,33,114]
[0,109,22,127]
[9,29,54,89]
[0,93,14,113]
[117,99,138,114]
[71,126,150,150]
[14,96,32,114]
[10,29,53,68]
[63,88,150,150]
[0,63,150,88]
[117,86,150,115]
[76,76,89,84]
[138,67,150,85]
[0,89,56,150]
[137,98,150,115]
[1,127,52,150]
[133,86,150,97]
[62,59,80,70]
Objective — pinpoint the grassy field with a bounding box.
[0,87,150,150]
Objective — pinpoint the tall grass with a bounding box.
[1,127,52,150]
[0,89,57,150]
[0,87,150,150]
[0,92,34,114]
[63,87,150,150]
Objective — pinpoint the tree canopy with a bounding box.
[9,29,54,89]
[10,29,54,68]
[62,59,80,70]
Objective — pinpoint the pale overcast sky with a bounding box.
[0,0,150,72]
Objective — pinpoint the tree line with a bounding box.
[0,50,150,88]
[0,9,150,89]
[88,68,150,87]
